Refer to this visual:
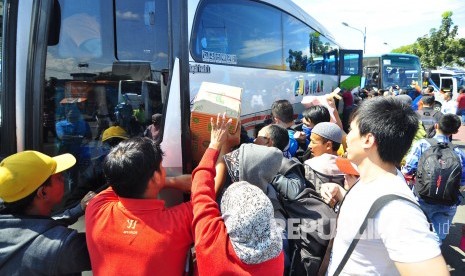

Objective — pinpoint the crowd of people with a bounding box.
[1,83,465,275]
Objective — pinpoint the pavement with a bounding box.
[443,126,465,275]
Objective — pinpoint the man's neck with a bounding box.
[435,130,447,137]
[25,203,52,216]
[143,180,162,199]
[276,121,293,129]
[357,154,397,184]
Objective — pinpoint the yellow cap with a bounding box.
[102,126,129,142]
[0,151,76,203]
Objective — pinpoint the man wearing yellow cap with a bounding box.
[0,151,92,274]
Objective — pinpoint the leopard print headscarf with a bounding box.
[221,181,282,264]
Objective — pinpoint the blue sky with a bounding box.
[291,0,465,55]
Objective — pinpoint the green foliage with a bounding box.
[391,11,465,68]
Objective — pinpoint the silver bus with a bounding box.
[0,0,361,207]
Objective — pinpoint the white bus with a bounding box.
[0,0,361,207]
[426,68,465,99]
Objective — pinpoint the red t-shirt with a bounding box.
[342,91,354,107]
[457,93,465,109]
[85,187,193,275]
[191,149,284,275]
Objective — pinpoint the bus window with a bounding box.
[283,14,311,71]
[191,0,282,69]
[58,0,102,58]
[115,0,168,66]
[323,52,337,75]
[306,34,337,74]
[430,73,440,87]
[342,53,361,75]
[441,78,453,92]
[44,0,169,211]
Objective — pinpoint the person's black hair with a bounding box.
[265,124,289,151]
[320,138,341,152]
[302,105,330,126]
[421,95,435,106]
[271,100,294,124]
[438,114,461,135]
[427,85,435,93]
[350,97,418,165]
[104,137,127,148]
[104,137,164,198]
[1,177,52,215]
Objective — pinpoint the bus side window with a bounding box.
[201,26,228,53]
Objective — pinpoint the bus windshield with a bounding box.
[381,55,421,90]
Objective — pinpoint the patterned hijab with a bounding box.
[221,181,282,264]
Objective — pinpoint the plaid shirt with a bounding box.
[401,134,465,186]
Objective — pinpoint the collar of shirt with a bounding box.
[117,197,165,211]
[432,134,450,143]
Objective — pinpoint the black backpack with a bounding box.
[416,109,440,138]
[275,158,337,276]
[415,138,462,205]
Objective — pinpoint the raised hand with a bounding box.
[209,112,232,151]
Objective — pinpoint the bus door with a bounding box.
[37,0,189,210]
[338,49,363,89]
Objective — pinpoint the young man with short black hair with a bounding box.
[271,100,298,158]
[402,113,465,242]
[320,97,448,275]
[85,137,193,275]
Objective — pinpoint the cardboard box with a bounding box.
[191,82,242,165]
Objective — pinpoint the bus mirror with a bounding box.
[48,0,61,46]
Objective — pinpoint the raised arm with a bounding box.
[164,174,192,192]
[214,122,241,194]
[191,114,231,243]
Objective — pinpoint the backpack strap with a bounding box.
[333,194,425,276]
[279,157,305,176]
[425,137,455,150]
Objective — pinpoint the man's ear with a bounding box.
[152,170,164,188]
[362,133,376,148]
[326,140,333,151]
[36,186,46,199]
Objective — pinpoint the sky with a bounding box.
[291,0,465,55]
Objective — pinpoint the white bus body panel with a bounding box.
[188,65,339,133]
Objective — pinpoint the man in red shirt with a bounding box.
[456,87,465,125]
[85,137,193,275]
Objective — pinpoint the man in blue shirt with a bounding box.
[271,100,298,158]
[402,113,465,241]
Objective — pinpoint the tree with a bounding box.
[392,11,465,68]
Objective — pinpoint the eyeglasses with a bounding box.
[256,136,270,141]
